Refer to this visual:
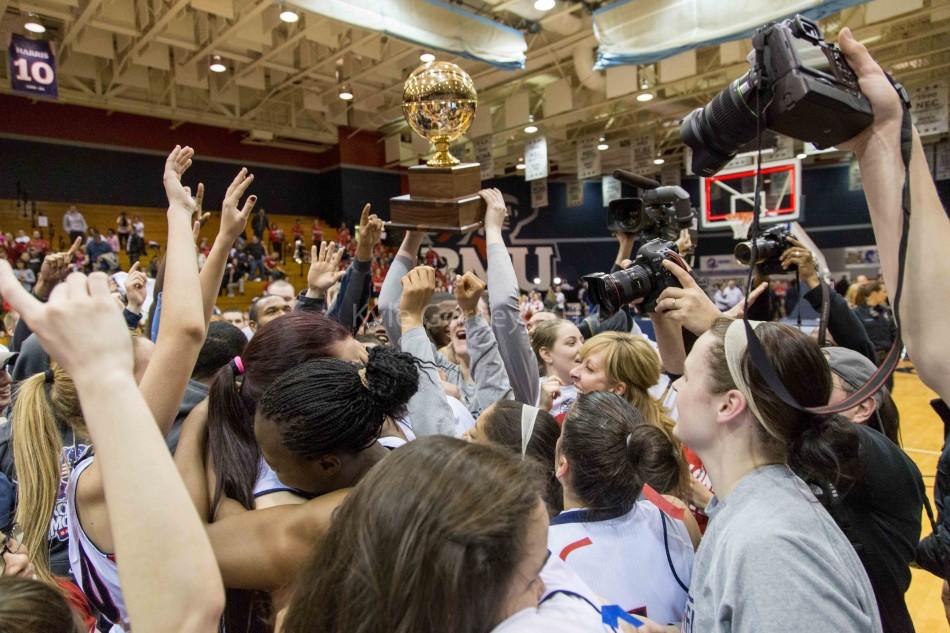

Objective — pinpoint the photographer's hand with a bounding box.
[780,237,820,289]
[655,260,722,335]
[614,232,636,269]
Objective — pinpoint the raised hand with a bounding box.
[163,145,198,213]
[675,228,694,257]
[356,204,384,262]
[33,236,82,300]
[220,168,257,240]
[539,375,563,412]
[780,237,819,288]
[654,259,723,335]
[479,188,508,234]
[454,271,486,318]
[124,262,148,314]
[0,261,132,383]
[307,241,345,298]
[399,265,436,331]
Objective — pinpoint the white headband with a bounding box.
[723,320,780,441]
[520,405,540,457]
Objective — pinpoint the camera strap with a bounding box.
[743,76,912,416]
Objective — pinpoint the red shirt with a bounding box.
[30,238,49,252]
[291,223,304,238]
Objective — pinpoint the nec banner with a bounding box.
[9,34,57,99]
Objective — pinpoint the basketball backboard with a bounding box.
[699,158,802,230]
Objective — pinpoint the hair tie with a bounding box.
[231,356,245,376]
[520,405,540,457]
[44,368,55,384]
[358,367,369,389]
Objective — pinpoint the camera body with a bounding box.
[734,224,794,275]
[681,15,873,176]
[583,238,683,314]
[607,177,694,241]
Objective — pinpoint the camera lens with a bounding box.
[734,237,781,266]
[680,72,762,176]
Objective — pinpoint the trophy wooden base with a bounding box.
[389,163,485,233]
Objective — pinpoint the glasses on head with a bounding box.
[0,523,25,575]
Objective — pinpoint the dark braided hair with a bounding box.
[258,346,420,458]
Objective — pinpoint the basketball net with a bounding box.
[726,212,754,240]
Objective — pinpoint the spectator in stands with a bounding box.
[12,259,34,293]
[719,279,744,310]
[29,231,48,255]
[263,252,285,280]
[311,218,323,245]
[84,230,113,272]
[116,212,132,251]
[251,206,269,241]
[291,218,304,244]
[337,223,351,250]
[11,232,29,260]
[62,206,87,244]
[128,216,145,263]
[105,228,120,253]
[25,248,42,278]
[245,235,266,280]
[248,295,292,333]
[268,223,285,263]
[220,309,248,332]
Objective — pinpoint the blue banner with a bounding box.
[8,34,58,98]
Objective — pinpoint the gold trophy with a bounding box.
[389,61,485,233]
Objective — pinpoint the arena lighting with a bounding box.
[338,85,354,100]
[653,158,665,165]
[636,92,655,102]
[524,115,538,134]
[24,13,46,33]
[533,277,541,285]
[279,9,299,23]
[420,52,436,63]
[209,55,227,73]
[553,276,562,285]
[516,162,526,170]
[796,152,808,160]
[597,143,609,151]
[534,0,556,11]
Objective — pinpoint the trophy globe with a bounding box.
[402,61,478,167]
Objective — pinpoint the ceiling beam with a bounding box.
[221,25,309,92]
[114,0,192,79]
[61,0,107,49]
[181,0,274,68]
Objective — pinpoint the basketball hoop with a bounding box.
[725,212,754,240]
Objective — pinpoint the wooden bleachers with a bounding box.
[0,199,330,313]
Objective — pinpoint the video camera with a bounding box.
[680,15,873,176]
[583,238,692,314]
[734,224,795,275]
[607,170,694,241]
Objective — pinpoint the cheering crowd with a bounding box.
[0,29,949,633]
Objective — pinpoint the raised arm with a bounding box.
[139,146,207,435]
[0,264,223,633]
[399,265,457,437]
[839,28,950,402]
[200,168,256,326]
[481,188,539,405]
[379,230,424,346]
[328,204,381,332]
[455,270,512,412]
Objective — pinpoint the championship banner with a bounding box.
[911,82,948,137]
[630,136,655,174]
[530,178,548,209]
[602,175,621,207]
[524,136,548,182]
[474,135,495,181]
[9,34,57,98]
[577,135,602,180]
[566,180,584,208]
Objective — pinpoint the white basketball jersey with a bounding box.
[547,500,694,625]
[67,454,128,631]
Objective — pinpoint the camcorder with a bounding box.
[734,224,794,275]
[607,170,694,241]
[680,15,873,176]
[583,238,693,314]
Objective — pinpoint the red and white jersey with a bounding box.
[547,500,693,625]
[67,454,128,632]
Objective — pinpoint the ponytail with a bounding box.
[207,362,259,513]
[788,413,860,501]
[11,367,84,584]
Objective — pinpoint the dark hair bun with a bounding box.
[363,346,420,418]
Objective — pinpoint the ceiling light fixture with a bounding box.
[524,115,538,134]
[597,143,609,151]
[24,13,46,33]
[516,159,526,170]
[534,0,556,11]
[653,158,665,165]
[279,8,299,23]
[636,92,654,102]
[209,55,227,73]
[338,84,354,100]
[796,152,808,160]
[420,52,435,63]
[533,276,542,285]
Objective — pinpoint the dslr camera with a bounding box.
[734,224,794,275]
[681,15,872,176]
[583,238,688,314]
[608,170,694,241]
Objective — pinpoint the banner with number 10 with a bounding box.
[8,34,58,99]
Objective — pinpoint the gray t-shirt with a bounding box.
[684,465,882,633]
